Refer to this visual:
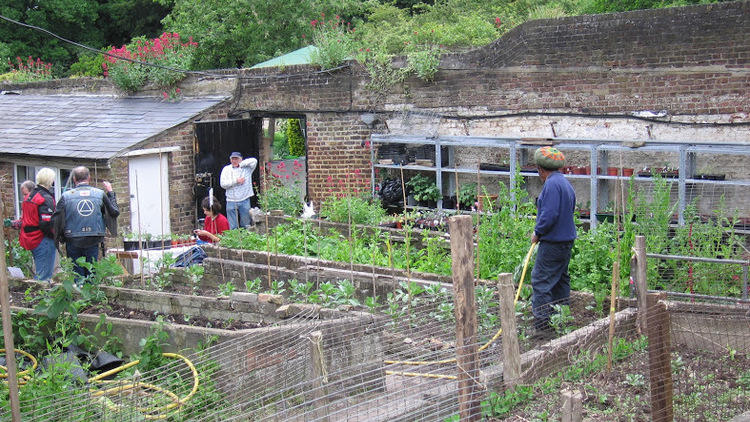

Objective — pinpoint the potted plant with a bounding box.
[457,182,477,210]
[694,165,726,180]
[595,201,615,223]
[122,231,142,251]
[406,174,441,207]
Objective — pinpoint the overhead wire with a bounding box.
[0,13,350,82]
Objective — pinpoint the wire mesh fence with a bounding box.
[1,216,749,421]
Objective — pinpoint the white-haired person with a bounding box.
[19,168,56,281]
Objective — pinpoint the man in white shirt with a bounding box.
[220,152,257,229]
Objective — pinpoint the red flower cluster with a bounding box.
[7,56,53,77]
[495,17,502,28]
[102,32,198,76]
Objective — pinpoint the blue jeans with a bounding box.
[226,198,252,229]
[66,243,100,282]
[531,240,574,329]
[32,237,56,281]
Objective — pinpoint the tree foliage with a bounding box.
[0,0,170,76]
[159,0,369,69]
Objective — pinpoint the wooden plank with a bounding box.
[647,292,674,422]
[0,199,22,421]
[308,330,330,422]
[498,273,521,387]
[449,215,481,421]
[635,236,648,335]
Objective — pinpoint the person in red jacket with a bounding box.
[194,196,229,243]
[20,169,56,281]
[4,180,35,230]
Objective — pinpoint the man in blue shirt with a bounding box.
[530,146,576,339]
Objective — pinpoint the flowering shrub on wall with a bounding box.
[0,56,53,83]
[102,32,197,94]
[310,14,356,69]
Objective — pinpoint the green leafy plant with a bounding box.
[68,52,105,77]
[245,278,263,293]
[185,264,205,295]
[5,238,33,277]
[150,253,176,291]
[270,280,286,295]
[406,173,441,203]
[405,45,442,82]
[260,176,303,216]
[320,195,386,225]
[136,316,169,372]
[457,182,477,208]
[218,281,236,297]
[550,304,575,335]
[310,15,356,69]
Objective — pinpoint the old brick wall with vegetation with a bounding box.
[236,2,749,205]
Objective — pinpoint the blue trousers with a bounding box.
[226,198,252,230]
[531,240,574,329]
[32,237,56,281]
[66,243,100,282]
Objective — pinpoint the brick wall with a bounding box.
[456,2,749,70]
[231,2,748,206]
[113,102,232,235]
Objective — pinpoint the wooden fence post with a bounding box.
[497,273,521,387]
[647,292,673,422]
[560,389,583,422]
[449,215,481,421]
[634,235,648,334]
[0,199,21,421]
[308,330,330,422]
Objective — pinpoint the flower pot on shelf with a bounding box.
[637,169,652,177]
[607,167,619,176]
[622,168,634,177]
[572,166,586,175]
[660,169,679,178]
[123,240,142,251]
[695,173,725,181]
[479,163,510,172]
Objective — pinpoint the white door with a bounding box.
[128,154,170,236]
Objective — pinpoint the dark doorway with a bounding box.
[194,118,261,221]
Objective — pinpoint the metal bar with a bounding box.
[435,138,443,210]
[371,133,750,150]
[590,146,598,230]
[649,289,750,304]
[646,252,749,265]
[744,265,748,301]
[678,146,686,225]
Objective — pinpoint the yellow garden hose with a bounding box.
[88,352,199,420]
[0,348,38,382]
[385,242,537,377]
[0,349,198,420]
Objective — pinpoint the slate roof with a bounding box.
[0,94,227,160]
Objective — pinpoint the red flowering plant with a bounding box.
[2,56,53,83]
[258,160,304,216]
[309,14,357,69]
[103,32,198,94]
